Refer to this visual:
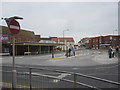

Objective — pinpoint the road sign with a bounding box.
[8,19,20,34]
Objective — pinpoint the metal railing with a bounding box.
[2,65,120,89]
[28,67,120,89]
[28,67,101,90]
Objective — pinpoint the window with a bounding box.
[4,48,9,53]
[114,39,116,40]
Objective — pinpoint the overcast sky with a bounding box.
[0,1,118,43]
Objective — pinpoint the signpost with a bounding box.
[2,16,23,89]
[8,19,21,89]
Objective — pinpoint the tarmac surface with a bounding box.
[1,49,119,67]
[1,49,120,89]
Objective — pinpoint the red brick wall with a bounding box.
[89,35,120,49]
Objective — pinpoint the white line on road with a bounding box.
[53,73,71,83]
[23,71,71,83]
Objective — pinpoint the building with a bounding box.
[1,25,62,55]
[78,38,90,49]
[51,37,75,51]
[84,35,120,49]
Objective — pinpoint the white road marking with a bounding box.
[72,68,79,70]
[23,71,71,83]
[53,73,71,83]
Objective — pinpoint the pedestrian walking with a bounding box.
[65,48,69,57]
[108,46,113,58]
[72,47,75,56]
[51,47,54,58]
[68,48,71,57]
[115,46,119,58]
[112,47,115,58]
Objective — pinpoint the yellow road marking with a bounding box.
[50,58,65,59]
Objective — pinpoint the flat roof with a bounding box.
[15,42,64,46]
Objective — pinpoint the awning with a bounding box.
[15,42,64,46]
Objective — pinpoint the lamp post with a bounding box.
[63,29,69,51]
[112,29,118,47]
[2,16,23,89]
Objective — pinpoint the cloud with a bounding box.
[1,2,118,43]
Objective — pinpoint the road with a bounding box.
[1,49,120,89]
[2,49,118,66]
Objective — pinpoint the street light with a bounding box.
[63,29,69,51]
[2,16,23,89]
[112,29,118,47]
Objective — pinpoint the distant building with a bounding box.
[89,35,120,49]
[51,37,75,51]
[78,38,90,49]
[79,35,120,49]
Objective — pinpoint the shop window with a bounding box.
[4,48,9,53]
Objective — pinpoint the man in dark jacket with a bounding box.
[108,46,113,58]
[68,48,71,57]
[115,46,120,58]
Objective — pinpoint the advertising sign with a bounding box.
[0,35,9,42]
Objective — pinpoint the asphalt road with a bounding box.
[1,49,118,66]
[1,49,120,89]
[2,63,120,89]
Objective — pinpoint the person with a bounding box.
[72,47,75,56]
[65,47,69,57]
[68,48,71,57]
[115,46,119,58]
[108,46,113,58]
[51,47,54,58]
[112,47,115,58]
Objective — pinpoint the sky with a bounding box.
[0,0,118,43]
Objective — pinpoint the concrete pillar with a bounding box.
[48,46,50,53]
[38,46,41,54]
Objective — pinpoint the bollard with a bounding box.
[29,68,32,90]
[74,73,77,88]
[12,69,17,89]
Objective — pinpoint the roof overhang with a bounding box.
[15,42,64,46]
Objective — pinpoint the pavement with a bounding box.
[1,49,119,67]
[42,50,118,67]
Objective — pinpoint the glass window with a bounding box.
[4,48,9,53]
